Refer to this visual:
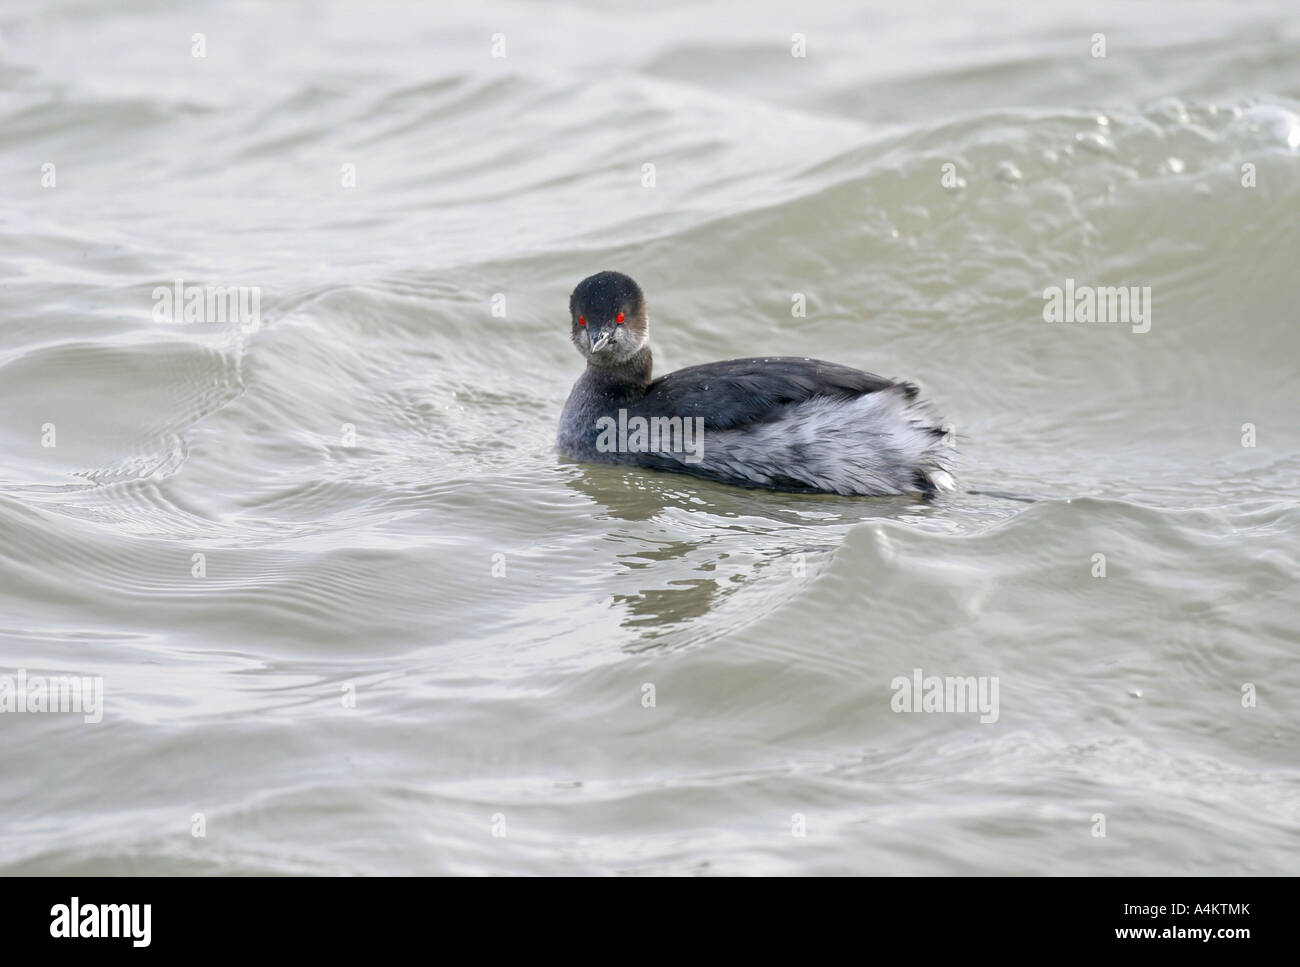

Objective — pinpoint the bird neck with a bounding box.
[587,344,653,393]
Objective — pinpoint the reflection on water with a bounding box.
[563,462,995,645]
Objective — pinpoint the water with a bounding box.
[2,0,1298,875]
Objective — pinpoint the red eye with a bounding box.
[578,316,586,327]
[616,312,625,324]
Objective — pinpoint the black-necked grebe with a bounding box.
[557,271,954,496]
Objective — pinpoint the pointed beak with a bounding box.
[589,328,614,354]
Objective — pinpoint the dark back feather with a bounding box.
[635,357,898,431]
